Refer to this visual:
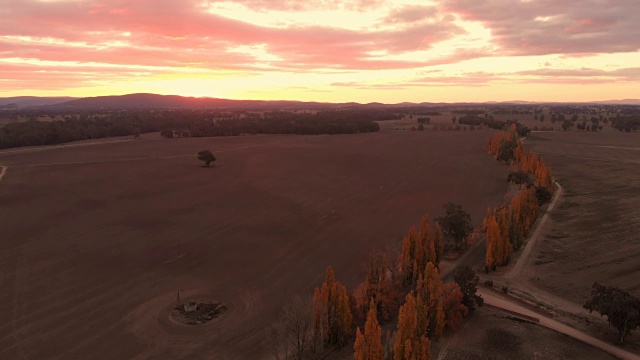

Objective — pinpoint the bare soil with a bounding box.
[0,131,508,360]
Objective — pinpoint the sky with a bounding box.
[1,0,639,103]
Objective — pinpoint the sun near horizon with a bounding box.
[2,0,639,103]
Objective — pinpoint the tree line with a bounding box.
[610,115,640,132]
[269,207,483,360]
[486,125,640,346]
[457,115,530,136]
[483,125,554,272]
[0,109,382,149]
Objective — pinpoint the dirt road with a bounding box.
[479,289,640,360]
[504,182,563,279]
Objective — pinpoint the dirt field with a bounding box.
[439,306,618,360]
[522,132,640,303]
[0,131,508,360]
[509,131,640,353]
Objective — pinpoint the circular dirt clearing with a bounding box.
[170,300,227,326]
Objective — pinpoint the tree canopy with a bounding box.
[197,150,216,167]
[452,266,483,311]
[584,283,640,345]
[435,203,473,251]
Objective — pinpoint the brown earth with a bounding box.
[0,131,509,360]
[438,306,618,360]
[516,131,640,353]
[523,131,640,302]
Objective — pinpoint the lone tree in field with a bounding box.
[160,129,174,139]
[197,150,216,167]
[436,203,473,251]
[584,283,640,345]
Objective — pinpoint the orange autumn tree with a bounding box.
[416,216,441,273]
[399,226,420,287]
[484,209,511,271]
[416,262,445,339]
[313,267,353,347]
[354,253,399,323]
[354,299,384,360]
[354,330,365,360]
[490,126,554,193]
[484,185,540,272]
[534,159,553,190]
[508,186,540,249]
[399,217,445,289]
[433,222,444,267]
[392,292,431,360]
[512,137,554,192]
[441,282,468,331]
[486,127,517,157]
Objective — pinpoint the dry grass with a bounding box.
[524,132,640,301]
[440,307,618,360]
[520,131,640,352]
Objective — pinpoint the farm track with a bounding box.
[480,132,640,358]
[505,182,563,279]
[435,132,640,360]
[479,290,640,360]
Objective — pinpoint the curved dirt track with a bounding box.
[479,290,640,360]
[482,132,640,358]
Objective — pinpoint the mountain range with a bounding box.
[0,96,79,108]
[1,93,639,110]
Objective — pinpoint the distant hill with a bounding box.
[589,99,640,105]
[3,93,637,111]
[43,93,336,110]
[0,96,78,108]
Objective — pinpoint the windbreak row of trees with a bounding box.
[0,109,381,149]
[270,206,484,360]
[484,124,554,272]
[457,115,531,136]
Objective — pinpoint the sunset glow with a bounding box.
[2,0,639,102]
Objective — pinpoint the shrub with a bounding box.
[535,186,552,205]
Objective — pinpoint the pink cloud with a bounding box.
[1,0,463,72]
[441,0,640,55]
[0,63,141,91]
[211,0,386,12]
[517,67,640,82]
[383,5,437,24]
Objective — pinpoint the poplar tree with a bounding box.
[393,292,431,360]
[312,267,353,347]
[354,299,384,360]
